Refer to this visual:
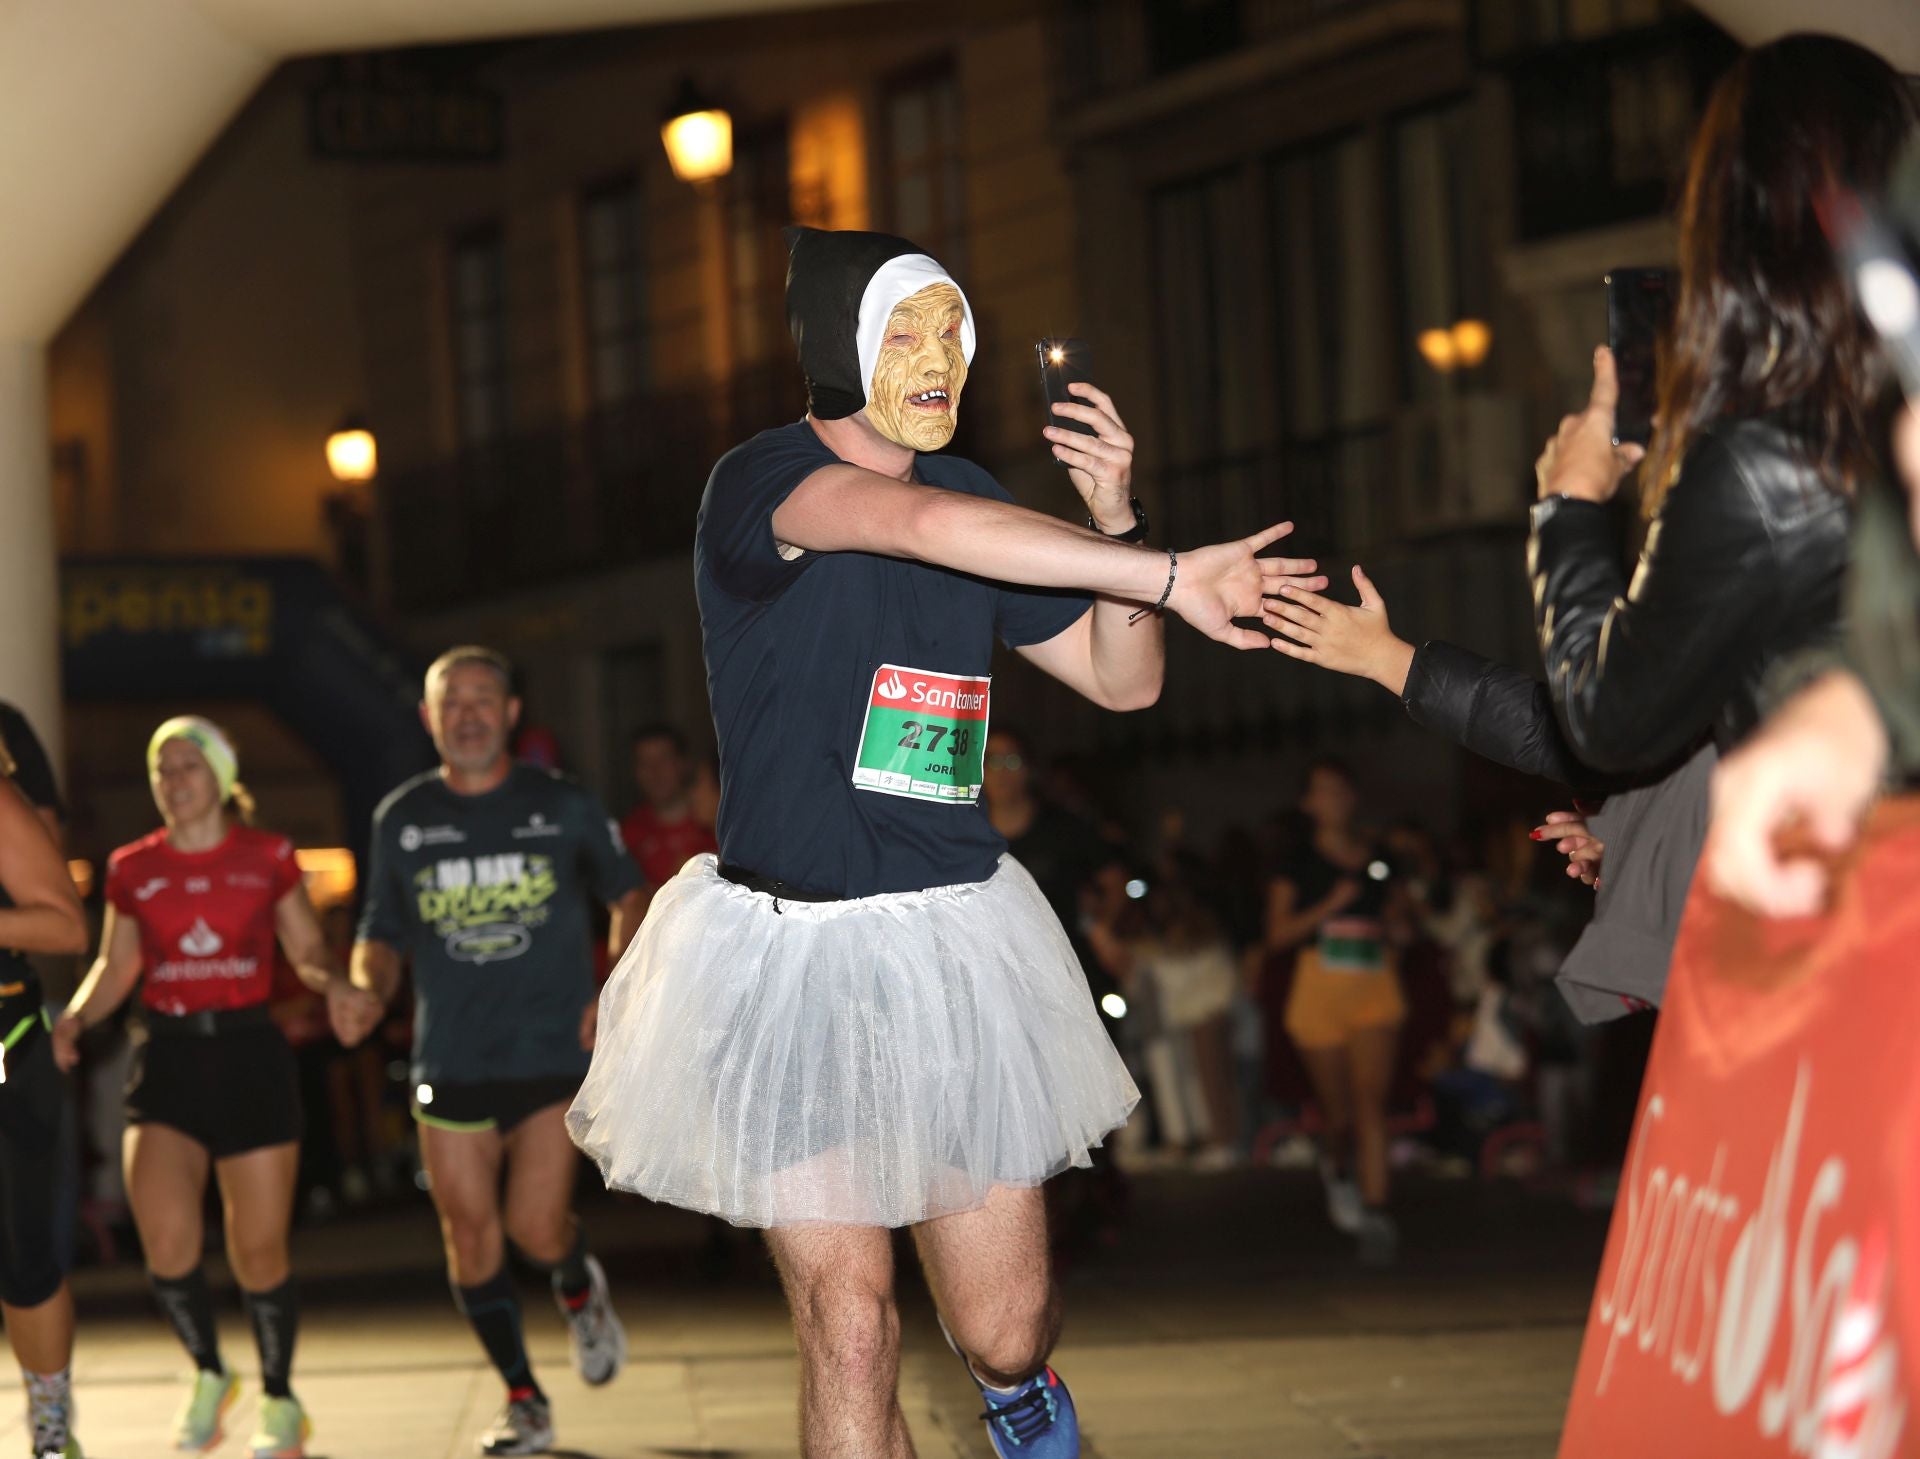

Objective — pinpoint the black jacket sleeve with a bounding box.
[1402,640,1616,797]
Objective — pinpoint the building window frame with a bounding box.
[1383,93,1489,399]
[448,220,510,449]
[577,172,650,408]
[877,57,966,272]
[726,118,794,371]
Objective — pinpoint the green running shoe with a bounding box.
[172,1368,239,1452]
[249,1393,311,1458]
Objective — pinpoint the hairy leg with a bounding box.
[765,1223,913,1459]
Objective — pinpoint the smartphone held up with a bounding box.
[1604,268,1674,449]
[1036,337,1099,455]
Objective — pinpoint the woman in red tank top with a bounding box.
[53,717,379,1458]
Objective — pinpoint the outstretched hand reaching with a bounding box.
[1259,564,1414,693]
[1167,522,1326,649]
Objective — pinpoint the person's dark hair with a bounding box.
[631,722,690,756]
[1300,754,1355,794]
[1645,33,1918,514]
[1147,876,1222,953]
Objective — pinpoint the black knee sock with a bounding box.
[544,1228,593,1308]
[242,1279,299,1399]
[454,1268,540,1397]
[151,1268,224,1374]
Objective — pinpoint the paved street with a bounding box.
[35,1169,1611,1459]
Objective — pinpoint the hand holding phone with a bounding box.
[1604,268,1674,447]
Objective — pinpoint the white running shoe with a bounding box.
[479,1394,553,1457]
[1318,1156,1364,1235]
[556,1254,626,1387]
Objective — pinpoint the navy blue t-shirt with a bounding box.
[696,420,1092,898]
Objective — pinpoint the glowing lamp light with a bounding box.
[416,1083,435,1106]
[326,422,377,482]
[661,81,732,183]
[1100,993,1129,1020]
[1450,318,1493,369]
[1124,878,1148,901]
[1368,860,1391,882]
[296,847,359,909]
[1417,327,1459,373]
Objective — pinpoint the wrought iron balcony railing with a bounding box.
[379,363,806,613]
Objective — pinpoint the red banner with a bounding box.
[1559,800,1920,1459]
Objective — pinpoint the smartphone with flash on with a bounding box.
[1036,338,1098,446]
[1604,268,1674,447]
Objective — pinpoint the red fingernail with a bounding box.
[1529,829,1545,841]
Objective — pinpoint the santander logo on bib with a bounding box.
[878,671,908,700]
[178,918,224,957]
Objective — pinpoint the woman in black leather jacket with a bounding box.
[1265,32,1914,801]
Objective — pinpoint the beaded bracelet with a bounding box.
[1129,548,1177,624]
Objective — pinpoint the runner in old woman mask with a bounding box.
[570,226,1321,1459]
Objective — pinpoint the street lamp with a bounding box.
[661,79,732,184]
[325,417,377,483]
[1416,328,1459,374]
[1415,319,1494,375]
[1449,318,1493,369]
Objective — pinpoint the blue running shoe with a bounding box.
[974,1366,1079,1456]
[938,1314,1080,1457]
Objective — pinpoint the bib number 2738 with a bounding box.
[851,664,991,803]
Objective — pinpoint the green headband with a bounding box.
[147,716,239,801]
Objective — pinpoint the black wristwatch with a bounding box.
[1088,496,1149,543]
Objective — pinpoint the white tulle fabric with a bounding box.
[567,854,1137,1228]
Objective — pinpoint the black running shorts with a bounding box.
[411,1075,581,1135]
[0,1028,77,1307]
[126,1021,303,1160]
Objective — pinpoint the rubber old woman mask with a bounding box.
[864,283,969,452]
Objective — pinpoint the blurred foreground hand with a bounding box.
[1705,670,1886,918]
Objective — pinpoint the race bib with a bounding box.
[851,664,991,804]
[1319,915,1387,971]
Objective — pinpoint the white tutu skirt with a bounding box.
[567,854,1138,1228]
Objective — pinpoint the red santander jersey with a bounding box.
[105,827,303,1015]
[619,804,717,886]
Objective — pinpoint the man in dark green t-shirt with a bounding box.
[347,646,641,1457]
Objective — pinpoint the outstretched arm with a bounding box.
[774,388,1318,653]
[1264,565,1619,794]
[775,475,1312,651]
